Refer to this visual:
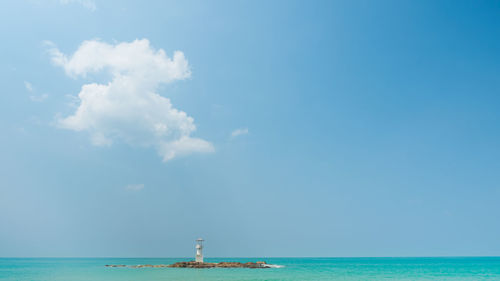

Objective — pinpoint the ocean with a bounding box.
[1,257,500,280]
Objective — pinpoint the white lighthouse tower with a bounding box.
[195,238,204,263]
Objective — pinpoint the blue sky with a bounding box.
[1,0,500,257]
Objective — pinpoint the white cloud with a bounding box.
[231,128,249,138]
[59,0,96,11]
[24,81,49,102]
[30,93,49,102]
[24,81,33,92]
[125,184,144,191]
[47,39,214,161]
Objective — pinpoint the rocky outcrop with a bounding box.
[106,261,269,269]
[168,261,269,268]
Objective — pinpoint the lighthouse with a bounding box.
[195,238,204,263]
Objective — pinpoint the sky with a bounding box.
[1,0,500,258]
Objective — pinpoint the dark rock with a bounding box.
[106,261,269,269]
[168,261,268,268]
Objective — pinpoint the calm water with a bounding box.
[1,257,500,280]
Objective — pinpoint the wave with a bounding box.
[262,264,285,268]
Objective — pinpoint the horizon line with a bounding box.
[2,256,500,259]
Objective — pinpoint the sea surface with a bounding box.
[1,257,500,280]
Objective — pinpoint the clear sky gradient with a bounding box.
[1,0,500,257]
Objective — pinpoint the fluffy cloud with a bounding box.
[231,128,249,138]
[59,0,96,11]
[48,39,214,161]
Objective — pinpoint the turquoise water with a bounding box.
[1,257,500,280]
